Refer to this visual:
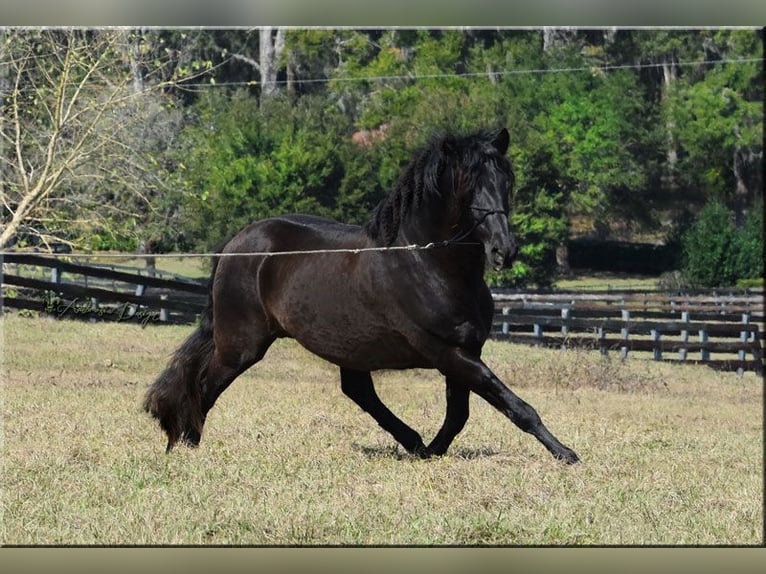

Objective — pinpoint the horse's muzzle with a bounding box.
[488,242,518,271]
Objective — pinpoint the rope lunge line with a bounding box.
[0,240,482,260]
[0,204,501,260]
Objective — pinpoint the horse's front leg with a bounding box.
[424,377,470,456]
[439,349,580,464]
[340,368,429,457]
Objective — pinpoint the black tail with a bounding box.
[143,259,219,452]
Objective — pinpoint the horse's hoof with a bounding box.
[411,443,432,460]
[557,448,580,465]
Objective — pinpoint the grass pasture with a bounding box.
[1,314,763,546]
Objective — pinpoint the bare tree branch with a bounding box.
[230,52,260,71]
[0,29,193,250]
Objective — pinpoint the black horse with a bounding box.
[144,128,579,464]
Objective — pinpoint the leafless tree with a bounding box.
[0,29,189,250]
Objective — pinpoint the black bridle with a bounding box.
[430,167,508,248]
[426,205,507,249]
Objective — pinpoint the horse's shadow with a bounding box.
[353,443,499,461]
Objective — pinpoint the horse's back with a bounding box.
[222,214,366,255]
[213,213,369,321]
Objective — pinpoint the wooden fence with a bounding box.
[1,253,207,326]
[1,252,763,373]
[491,291,764,374]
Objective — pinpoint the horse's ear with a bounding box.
[492,128,510,155]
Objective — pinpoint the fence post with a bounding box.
[502,306,509,336]
[561,307,570,349]
[699,328,709,362]
[620,309,630,359]
[739,313,750,362]
[651,329,662,361]
[160,294,169,323]
[51,263,62,285]
[598,326,607,356]
[679,311,689,361]
[533,322,543,346]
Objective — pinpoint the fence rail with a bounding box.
[1,252,207,326]
[492,292,764,374]
[2,252,763,373]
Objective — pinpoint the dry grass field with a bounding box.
[1,314,762,546]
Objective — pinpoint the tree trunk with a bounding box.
[732,147,746,227]
[661,57,679,186]
[543,27,577,51]
[259,27,286,100]
[602,27,618,47]
[286,51,296,100]
[556,243,571,275]
[0,29,8,244]
[731,143,761,229]
[0,28,6,118]
[127,28,147,94]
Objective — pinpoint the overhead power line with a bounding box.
[0,56,761,96]
[176,56,763,89]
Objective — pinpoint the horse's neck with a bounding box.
[368,176,461,248]
[396,212,448,247]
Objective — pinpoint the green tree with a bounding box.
[631,29,704,180]
[537,68,653,234]
[668,30,763,225]
[173,91,355,250]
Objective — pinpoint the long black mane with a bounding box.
[364,129,511,246]
[364,140,443,246]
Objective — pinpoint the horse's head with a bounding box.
[441,128,517,271]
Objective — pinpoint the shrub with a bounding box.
[732,203,764,282]
[681,200,764,288]
[175,91,353,251]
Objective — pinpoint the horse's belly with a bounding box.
[291,326,430,371]
[270,274,483,372]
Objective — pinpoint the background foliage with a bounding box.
[2,28,762,286]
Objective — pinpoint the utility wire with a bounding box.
[0,241,480,260]
[1,56,761,95]
[178,57,764,89]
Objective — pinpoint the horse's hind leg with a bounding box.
[340,368,428,457]
[172,323,274,451]
[174,354,256,450]
[424,377,470,456]
[197,335,276,429]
